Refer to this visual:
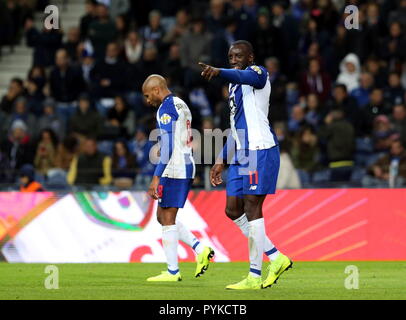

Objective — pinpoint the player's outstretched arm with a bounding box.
[198,62,267,89]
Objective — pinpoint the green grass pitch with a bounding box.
[0,261,405,300]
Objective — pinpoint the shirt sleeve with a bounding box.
[153,105,179,177]
[219,65,268,89]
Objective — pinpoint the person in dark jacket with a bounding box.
[87,3,117,61]
[112,139,137,188]
[318,109,355,182]
[67,136,112,186]
[24,17,63,67]
[90,42,127,98]
[69,93,102,139]
[49,49,86,125]
[0,78,24,114]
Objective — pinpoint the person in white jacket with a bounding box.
[336,53,361,93]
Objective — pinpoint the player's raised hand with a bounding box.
[148,176,160,200]
[210,163,224,187]
[198,62,220,81]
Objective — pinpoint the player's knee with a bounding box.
[243,198,261,219]
[225,206,243,220]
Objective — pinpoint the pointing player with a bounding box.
[199,41,292,290]
[142,75,214,282]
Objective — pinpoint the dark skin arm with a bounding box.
[210,163,224,187]
[148,175,160,200]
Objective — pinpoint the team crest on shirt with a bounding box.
[251,65,262,74]
[160,113,172,124]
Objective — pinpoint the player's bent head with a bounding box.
[142,74,169,107]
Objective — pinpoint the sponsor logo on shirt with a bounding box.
[160,113,172,125]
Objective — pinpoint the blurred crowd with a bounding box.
[0,0,406,191]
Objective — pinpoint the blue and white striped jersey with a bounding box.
[221,65,278,151]
[154,94,195,179]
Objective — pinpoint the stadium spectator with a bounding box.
[228,0,255,41]
[277,141,302,189]
[114,14,129,47]
[163,9,189,44]
[326,84,359,129]
[0,0,13,57]
[288,105,308,134]
[62,27,81,61]
[180,17,212,88]
[49,49,85,123]
[310,0,339,36]
[363,139,406,187]
[363,2,386,59]
[318,109,355,182]
[129,127,155,189]
[360,88,392,136]
[139,10,165,50]
[111,139,137,188]
[206,0,227,34]
[380,21,406,67]
[105,96,136,139]
[5,97,36,137]
[91,42,127,99]
[253,7,281,66]
[336,53,361,93]
[213,85,231,131]
[54,135,79,172]
[36,99,64,141]
[163,43,184,88]
[1,119,34,175]
[384,72,405,106]
[290,125,320,185]
[130,43,162,91]
[79,0,98,40]
[77,45,96,89]
[19,164,44,192]
[0,78,25,114]
[350,72,374,109]
[124,30,143,64]
[299,58,331,103]
[109,0,130,20]
[69,93,102,142]
[390,104,406,146]
[67,136,112,186]
[304,93,323,129]
[87,3,117,61]
[265,57,287,123]
[371,115,398,154]
[364,56,388,88]
[24,17,63,67]
[34,128,58,176]
[25,65,46,116]
[270,1,299,75]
